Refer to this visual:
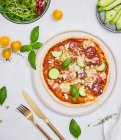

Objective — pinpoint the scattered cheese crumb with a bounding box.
[64,94,69,100]
[53,83,59,89]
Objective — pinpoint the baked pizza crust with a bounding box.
[41,37,110,107]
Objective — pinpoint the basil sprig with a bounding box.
[69,119,81,139]
[0,86,7,106]
[70,85,79,100]
[20,26,43,70]
[62,58,72,69]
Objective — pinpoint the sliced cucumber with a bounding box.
[114,4,121,11]
[98,0,121,12]
[97,0,116,7]
[110,9,121,24]
[77,57,85,68]
[48,68,60,79]
[104,9,117,23]
[79,86,86,97]
[104,5,121,23]
[51,51,62,58]
[116,15,121,30]
[96,62,106,71]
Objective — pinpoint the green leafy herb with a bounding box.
[94,113,117,127]
[69,119,81,139]
[5,105,10,110]
[0,120,2,124]
[30,26,39,43]
[87,123,91,127]
[87,113,117,128]
[62,58,72,69]
[21,26,43,69]
[31,42,43,49]
[0,86,7,106]
[70,85,79,100]
[20,45,32,52]
[28,50,36,70]
[0,0,37,22]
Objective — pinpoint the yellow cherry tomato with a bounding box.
[2,49,12,59]
[0,36,10,47]
[53,10,63,21]
[11,41,22,52]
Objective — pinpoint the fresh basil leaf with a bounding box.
[70,85,79,99]
[62,58,72,69]
[20,45,32,52]
[72,97,77,102]
[31,42,43,50]
[0,86,7,106]
[28,50,36,70]
[30,26,39,43]
[69,119,81,139]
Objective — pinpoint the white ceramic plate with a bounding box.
[33,31,117,116]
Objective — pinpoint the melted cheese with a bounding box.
[59,83,70,92]
[64,94,69,100]
[85,68,97,85]
[83,40,95,49]
[48,79,54,86]
[53,83,59,89]
[100,72,106,80]
[64,43,69,50]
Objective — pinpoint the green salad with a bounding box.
[97,0,121,30]
[0,0,48,22]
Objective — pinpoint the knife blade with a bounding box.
[22,91,46,120]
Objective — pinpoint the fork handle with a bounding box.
[46,120,65,140]
[33,121,53,140]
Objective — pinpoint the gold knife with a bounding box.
[22,91,65,140]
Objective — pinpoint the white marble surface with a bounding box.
[0,0,121,140]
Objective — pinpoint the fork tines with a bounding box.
[17,104,30,116]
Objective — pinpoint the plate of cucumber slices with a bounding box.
[97,0,121,32]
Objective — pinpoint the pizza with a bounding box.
[42,38,109,106]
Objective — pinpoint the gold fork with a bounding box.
[17,104,52,140]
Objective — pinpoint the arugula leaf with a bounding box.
[70,85,79,100]
[0,0,38,22]
[69,119,81,139]
[20,45,32,52]
[0,86,7,106]
[28,50,36,70]
[62,58,72,69]
[31,42,43,49]
[30,26,39,43]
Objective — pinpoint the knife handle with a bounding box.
[46,120,65,140]
[33,121,53,140]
